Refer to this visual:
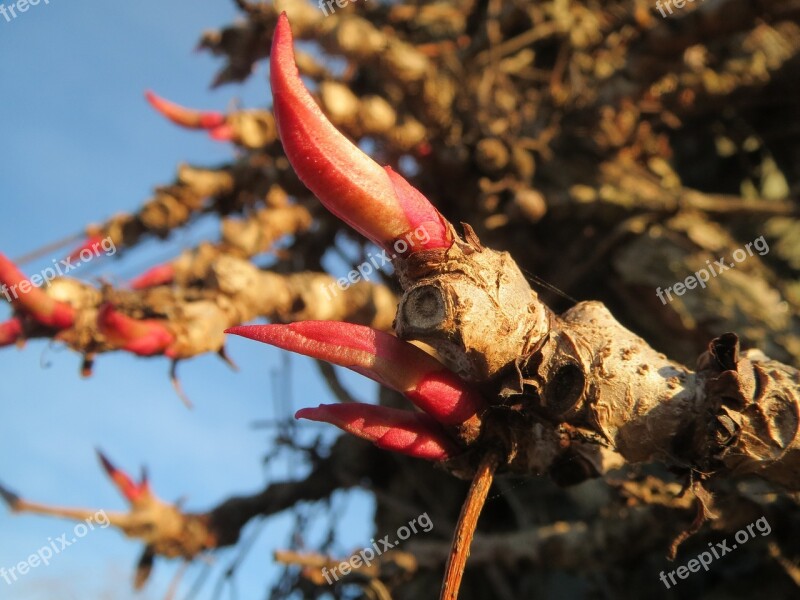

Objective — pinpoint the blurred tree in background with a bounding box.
[2,1,799,598]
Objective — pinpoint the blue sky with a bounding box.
[0,1,376,597]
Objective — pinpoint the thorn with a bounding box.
[134,546,155,590]
[217,346,239,372]
[0,481,21,510]
[80,353,95,378]
[170,359,194,409]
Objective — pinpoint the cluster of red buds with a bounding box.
[227,14,486,466]
[0,253,175,357]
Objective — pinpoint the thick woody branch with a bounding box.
[392,231,800,489]
[77,158,309,254]
[4,263,396,360]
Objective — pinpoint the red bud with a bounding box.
[65,235,106,263]
[270,13,451,253]
[97,304,174,356]
[145,90,227,130]
[97,450,151,505]
[0,318,23,347]
[207,123,236,141]
[296,403,457,461]
[129,264,175,290]
[226,321,484,425]
[0,253,75,330]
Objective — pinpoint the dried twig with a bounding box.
[440,451,500,600]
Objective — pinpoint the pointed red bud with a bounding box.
[207,123,236,141]
[145,90,227,130]
[296,403,457,461]
[97,304,174,356]
[129,263,176,290]
[226,322,485,426]
[0,317,23,347]
[270,13,451,253]
[0,253,75,329]
[65,235,106,263]
[97,450,151,505]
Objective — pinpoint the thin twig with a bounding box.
[13,232,83,265]
[475,24,560,66]
[439,451,500,600]
[170,360,195,409]
[768,541,800,587]
[163,561,188,600]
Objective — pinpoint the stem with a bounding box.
[13,232,83,266]
[439,450,500,600]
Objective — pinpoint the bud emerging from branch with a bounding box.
[0,253,75,329]
[65,235,106,263]
[226,322,485,426]
[129,263,176,290]
[0,317,23,347]
[269,13,451,254]
[296,404,458,461]
[145,91,233,141]
[97,304,174,356]
[97,450,152,506]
